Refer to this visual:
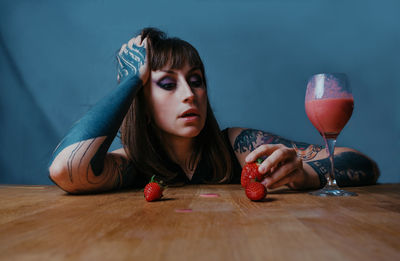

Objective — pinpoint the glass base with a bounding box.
[309,187,357,197]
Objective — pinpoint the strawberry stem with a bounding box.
[149,175,167,190]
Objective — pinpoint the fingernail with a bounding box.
[258,166,265,173]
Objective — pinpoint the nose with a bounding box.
[179,79,195,103]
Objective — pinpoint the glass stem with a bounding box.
[324,138,338,187]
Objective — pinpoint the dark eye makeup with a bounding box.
[155,72,204,90]
[188,74,204,88]
[157,77,176,90]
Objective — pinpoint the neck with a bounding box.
[162,134,196,169]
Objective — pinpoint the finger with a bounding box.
[276,164,304,189]
[261,161,296,187]
[139,37,148,58]
[245,144,282,163]
[258,147,296,173]
[127,36,139,50]
[268,170,300,189]
[118,43,128,56]
[261,159,300,188]
[139,36,148,47]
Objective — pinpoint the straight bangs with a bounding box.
[151,38,205,75]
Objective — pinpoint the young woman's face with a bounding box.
[144,63,208,140]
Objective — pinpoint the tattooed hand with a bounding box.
[245,144,308,190]
[117,35,149,84]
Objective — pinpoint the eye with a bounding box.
[157,77,176,90]
[188,74,204,88]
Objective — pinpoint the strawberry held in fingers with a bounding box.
[144,176,164,202]
[245,182,267,201]
[241,158,265,188]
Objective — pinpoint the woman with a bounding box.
[48,28,379,194]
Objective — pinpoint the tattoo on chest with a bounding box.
[233,128,322,160]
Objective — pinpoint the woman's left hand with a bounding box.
[245,144,308,190]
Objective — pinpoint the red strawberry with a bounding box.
[144,176,164,202]
[241,158,265,188]
[245,182,267,201]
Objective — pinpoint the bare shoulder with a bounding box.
[225,127,247,140]
[105,148,131,180]
[110,148,129,159]
[99,147,133,190]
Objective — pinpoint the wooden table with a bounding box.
[0,184,399,261]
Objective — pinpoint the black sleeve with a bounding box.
[221,128,242,184]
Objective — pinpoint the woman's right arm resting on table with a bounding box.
[48,36,148,194]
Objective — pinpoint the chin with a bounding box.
[159,121,206,140]
[179,126,203,138]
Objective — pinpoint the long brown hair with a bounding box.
[119,28,232,185]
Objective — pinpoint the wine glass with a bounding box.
[305,73,357,196]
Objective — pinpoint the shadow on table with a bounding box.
[259,197,278,203]
[268,187,314,195]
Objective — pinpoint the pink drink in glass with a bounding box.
[305,98,354,139]
[305,73,357,196]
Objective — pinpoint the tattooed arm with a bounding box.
[228,127,380,189]
[48,35,148,194]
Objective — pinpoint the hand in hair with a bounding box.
[48,35,150,194]
[117,35,149,84]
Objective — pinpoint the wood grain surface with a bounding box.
[0,184,399,261]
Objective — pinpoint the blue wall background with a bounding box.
[1,0,399,185]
